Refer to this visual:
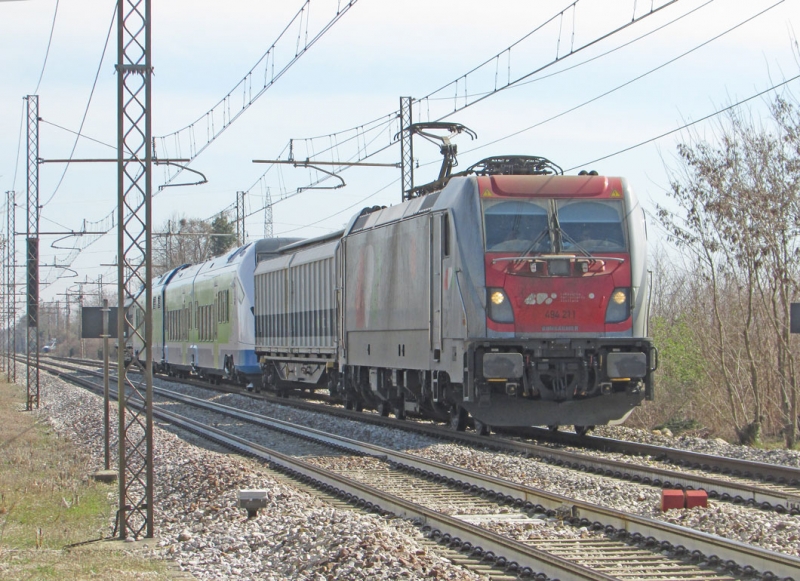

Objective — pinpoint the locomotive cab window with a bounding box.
[483,199,551,252]
[556,200,627,253]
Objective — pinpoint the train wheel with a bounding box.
[378,401,391,417]
[474,419,491,436]
[344,399,354,410]
[449,405,468,432]
[393,405,406,420]
[574,425,594,437]
[354,399,364,412]
[548,425,559,433]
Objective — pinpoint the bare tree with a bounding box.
[656,95,800,446]
[153,213,240,276]
[153,215,213,275]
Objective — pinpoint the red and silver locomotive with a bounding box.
[253,155,655,433]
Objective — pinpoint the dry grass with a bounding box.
[0,380,174,580]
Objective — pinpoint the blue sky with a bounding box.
[1,0,798,302]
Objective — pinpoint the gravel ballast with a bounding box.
[33,368,800,578]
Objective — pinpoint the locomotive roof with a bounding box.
[343,173,633,236]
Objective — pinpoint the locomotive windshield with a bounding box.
[556,200,627,253]
[484,199,552,252]
[483,198,627,253]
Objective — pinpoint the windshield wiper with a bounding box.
[550,207,596,258]
[515,227,550,259]
[550,207,563,252]
[558,229,594,258]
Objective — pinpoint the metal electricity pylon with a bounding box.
[399,96,413,201]
[0,199,6,377]
[116,0,154,540]
[263,187,273,238]
[236,191,246,246]
[6,191,16,383]
[25,95,39,410]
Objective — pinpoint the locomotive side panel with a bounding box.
[343,215,431,370]
[622,177,650,338]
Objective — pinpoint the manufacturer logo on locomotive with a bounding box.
[525,292,556,305]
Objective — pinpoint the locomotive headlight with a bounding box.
[605,288,630,323]
[487,288,514,324]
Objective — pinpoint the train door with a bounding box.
[336,242,346,363]
[431,213,443,362]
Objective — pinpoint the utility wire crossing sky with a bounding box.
[0,0,798,302]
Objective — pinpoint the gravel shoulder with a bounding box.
[35,373,489,581]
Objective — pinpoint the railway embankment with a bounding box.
[6,373,489,581]
[0,380,177,580]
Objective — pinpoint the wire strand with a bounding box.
[455,0,785,159]
[40,4,117,209]
[34,0,60,94]
[564,73,800,172]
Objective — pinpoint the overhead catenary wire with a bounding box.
[268,2,793,237]
[39,120,116,151]
[155,0,361,186]
[275,177,399,236]
[33,0,60,94]
[276,73,800,236]
[31,0,681,267]
[422,0,716,103]
[40,4,116,210]
[30,0,786,284]
[11,100,25,192]
[269,0,691,189]
[40,0,359,285]
[564,73,800,172]
[456,0,787,158]
[236,121,398,226]
[224,0,711,233]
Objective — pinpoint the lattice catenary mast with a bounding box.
[25,95,40,410]
[116,0,154,540]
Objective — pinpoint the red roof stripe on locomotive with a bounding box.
[477,175,622,198]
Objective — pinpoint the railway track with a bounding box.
[35,357,800,580]
[42,355,800,515]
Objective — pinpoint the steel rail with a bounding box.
[145,384,800,581]
[40,355,800,513]
[524,427,800,485]
[36,359,616,580]
[36,357,800,581]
